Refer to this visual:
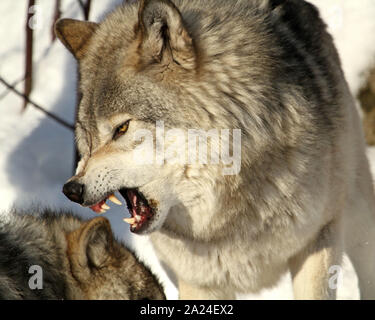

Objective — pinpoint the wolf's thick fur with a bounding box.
[0,210,165,300]
[56,0,375,299]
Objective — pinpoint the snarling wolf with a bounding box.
[0,210,165,300]
[56,0,375,299]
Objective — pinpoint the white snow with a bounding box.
[1,0,375,300]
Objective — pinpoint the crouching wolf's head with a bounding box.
[0,211,165,300]
[57,0,243,237]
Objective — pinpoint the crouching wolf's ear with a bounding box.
[67,217,115,281]
[137,0,196,70]
[54,18,98,60]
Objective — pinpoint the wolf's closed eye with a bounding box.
[113,120,131,140]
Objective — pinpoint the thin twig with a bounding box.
[0,77,25,100]
[77,0,85,11]
[78,0,92,20]
[0,77,74,131]
[51,0,61,42]
[24,0,35,111]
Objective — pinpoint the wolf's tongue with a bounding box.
[90,200,106,213]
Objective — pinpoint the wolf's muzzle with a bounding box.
[63,181,84,204]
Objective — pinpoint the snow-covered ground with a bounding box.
[1,0,375,300]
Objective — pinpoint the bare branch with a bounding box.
[0,77,74,131]
[51,0,61,42]
[78,0,92,21]
[24,0,35,111]
[0,77,25,101]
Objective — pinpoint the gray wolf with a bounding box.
[56,0,375,299]
[0,209,165,300]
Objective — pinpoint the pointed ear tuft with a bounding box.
[137,0,196,70]
[55,18,98,60]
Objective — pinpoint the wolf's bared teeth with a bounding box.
[109,194,122,205]
[102,203,110,210]
[135,215,142,222]
[124,218,136,225]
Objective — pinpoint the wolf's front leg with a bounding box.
[178,280,235,300]
[288,220,343,300]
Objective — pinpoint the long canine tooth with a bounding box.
[124,218,136,225]
[135,215,142,222]
[108,194,122,205]
[102,203,110,210]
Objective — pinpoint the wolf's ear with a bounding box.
[137,0,196,70]
[55,18,98,60]
[67,217,114,280]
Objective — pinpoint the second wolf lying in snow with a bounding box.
[57,0,375,299]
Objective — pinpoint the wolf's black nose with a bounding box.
[63,181,84,204]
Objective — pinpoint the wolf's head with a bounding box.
[48,214,166,299]
[56,0,244,237]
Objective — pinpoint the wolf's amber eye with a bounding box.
[113,120,131,140]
